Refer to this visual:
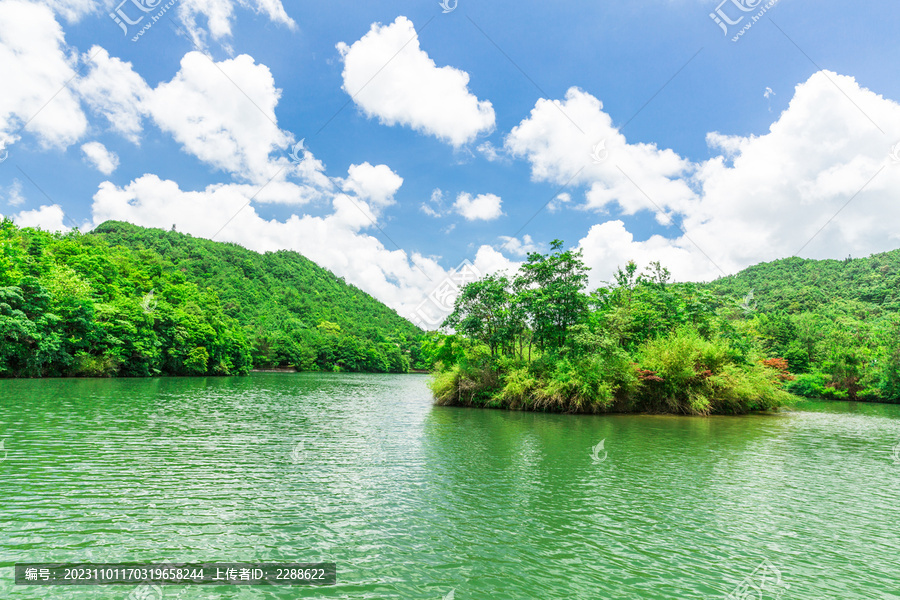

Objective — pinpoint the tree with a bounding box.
[443,273,519,358]
[514,240,590,352]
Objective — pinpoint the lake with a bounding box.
[2,373,900,599]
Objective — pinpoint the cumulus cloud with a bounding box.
[77,47,150,144]
[683,71,900,267]
[337,16,495,147]
[577,221,704,287]
[454,192,503,221]
[13,204,70,231]
[471,244,520,278]
[81,141,119,174]
[506,87,695,218]
[560,71,900,287]
[1,16,300,182]
[143,52,292,183]
[0,0,87,150]
[340,162,403,208]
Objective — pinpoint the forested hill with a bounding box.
[701,250,900,313]
[691,249,900,402]
[91,221,420,344]
[0,219,423,378]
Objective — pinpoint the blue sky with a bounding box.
[1,0,899,326]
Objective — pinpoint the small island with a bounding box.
[428,241,900,415]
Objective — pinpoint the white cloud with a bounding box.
[566,71,900,287]
[81,141,120,175]
[38,0,95,22]
[477,141,504,162]
[337,16,495,147]
[421,204,441,217]
[506,87,696,217]
[453,192,503,221]
[577,221,703,288]
[498,234,540,257]
[0,0,87,150]
[5,180,25,207]
[13,204,70,231]
[471,244,519,278]
[683,71,900,268]
[340,162,403,208]
[420,188,447,217]
[1,21,304,183]
[176,0,296,49]
[77,47,150,144]
[547,192,571,213]
[144,51,292,183]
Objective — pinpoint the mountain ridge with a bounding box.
[0,218,424,377]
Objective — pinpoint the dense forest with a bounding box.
[429,242,900,414]
[702,252,900,403]
[0,219,424,377]
[3,218,899,410]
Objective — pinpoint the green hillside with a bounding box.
[702,251,900,313]
[695,251,900,402]
[0,219,423,377]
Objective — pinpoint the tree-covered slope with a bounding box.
[91,220,420,342]
[694,251,900,401]
[701,251,900,314]
[0,219,423,378]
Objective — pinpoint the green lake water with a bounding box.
[2,373,900,599]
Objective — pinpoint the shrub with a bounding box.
[635,328,792,414]
[786,372,830,398]
[530,357,614,412]
[73,351,122,377]
[429,364,461,406]
[497,367,538,409]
